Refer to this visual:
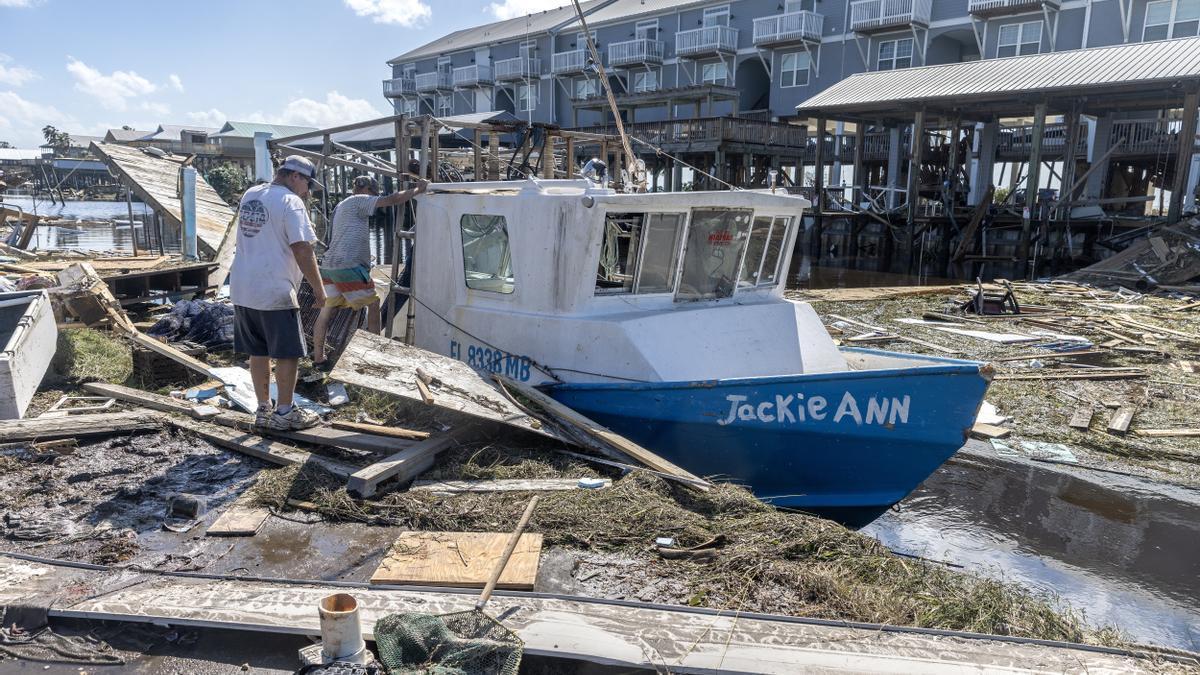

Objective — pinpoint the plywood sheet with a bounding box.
[206,497,269,536]
[370,531,542,589]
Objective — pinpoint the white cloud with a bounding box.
[186,108,227,128]
[489,0,565,19]
[65,57,157,111]
[245,91,384,129]
[343,0,431,26]
[0,0,39,6]
[0,91,80,146]
[169,73,184,92]
[0,54,37,87]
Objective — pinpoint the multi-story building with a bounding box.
[384,0,1178,128]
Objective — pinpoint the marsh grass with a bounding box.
[52,327,132,384]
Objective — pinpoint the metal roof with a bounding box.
[138,125,219,141]
[0,149,41,161]
[105,129,151,142]
[795,37,1200,118]
[208,121,318,139]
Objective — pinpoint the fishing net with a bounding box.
[147,299,235,350]
[373,609,522,675]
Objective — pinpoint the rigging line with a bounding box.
[625,133,741,191]
[430,116,533,180]
[570,0,638,181]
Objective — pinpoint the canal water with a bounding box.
[865,446,1200,651]
[1,196,179,254]
[7,199,1198,652]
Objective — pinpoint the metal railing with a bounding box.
[968,0,1060,14]
[552,49,591,74]
[382,77,416,97]
[608,38,665,66]
[415,71,452,92]
[752,11,824,45]
[675,26,739,56]
[452,64,494,88]
[849,0,931,31]
[494,57,541,80]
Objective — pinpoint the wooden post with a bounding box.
[813,117,826,258]
[419,118,432,180]
[906,109,926,274]
[429,120,441,182]
[125,185,139,256]
[1058,105,1081,219]
[473,128,483,180]
[488,128,501,180]
[939,115,962,277]
[565,136,575,178]
[1168,90,1199,223]
[542,132,556,179]
[385,116,407,340]
[1019,102,1047,277]
[852,122,866,206]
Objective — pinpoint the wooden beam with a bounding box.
[1067,407,1094,431]
[495,375,711,491]
[347,426,478,497]
[165,417,358,478]
[1106,406,1135,435]
[1019,102,1047,277]
[906,109,926,273]
[0,411,160,443]
[331,420,429,441]
[1169,89,1200,223]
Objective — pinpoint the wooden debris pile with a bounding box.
[1062,219,1200,292]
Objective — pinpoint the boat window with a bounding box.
[595,213,643,294]
[460,214,514,294]
[738,216,773,287]
[675,209,753,301]
[759,216,791,286]
[635,213,684,294]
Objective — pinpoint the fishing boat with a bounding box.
[409,179,991,525]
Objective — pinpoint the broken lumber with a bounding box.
[496,375,711,491]
[1132,428,1200,438]
[370,531,542,589]
[1067,408,1094,431]
[206,495,270,537]
[1106,407,1136,435]
[346,426,478,498]
[165,417,357,478]
[330,420,429,441]
[969,423,1011,440]
[0,411,160,443]
[82,382,408,456]
[996,370,1147,381]
[992,350,1103,362]
[410,478,611,494]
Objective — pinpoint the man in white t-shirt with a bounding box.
[229,155,326,431]
[310,174,427,369]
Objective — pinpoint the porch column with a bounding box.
[852,122,866,206]
[970,121,999,205]
[1168,90,1199,223]
[1058,104,1083,219]
[673,160,684,191]
[906,109,926,273]
[832,121,846,186]
[812,117,827,257]
[1019,102,1048,276]
[887,125,902,209]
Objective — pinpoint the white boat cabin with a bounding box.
[413,180,848,386]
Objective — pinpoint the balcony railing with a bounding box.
[752,11,824,46]
[576,116,808,149]
[1110,118,1200,155]
[849,0,931,32]
[608,38,665,66]
[382,77,416,97]
[552,49,592,75]
[968,0,1060,16]
[495,56,541,81]
[414,71,452,92]
[452,64,493,88]
[675,26,739,57]
[997,123,1087,156]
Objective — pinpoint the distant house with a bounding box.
[207,121,318,175]
[134,125,221,170]
[103,128,151,145]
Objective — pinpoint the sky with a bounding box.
[0,0,568,147]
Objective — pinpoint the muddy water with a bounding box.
[1,196,179,254]
[864,446,1200,651]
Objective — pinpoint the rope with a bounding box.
[625,134,741,191]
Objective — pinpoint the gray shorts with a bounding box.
[233,306,306,359]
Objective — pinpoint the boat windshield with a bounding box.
[738,215,791,289]
[675,208,753,301]
[595,212,685,295]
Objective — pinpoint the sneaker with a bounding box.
[254,400,275,428]
[263,405,321,431]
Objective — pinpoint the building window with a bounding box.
[517,83,537,111]
[997,21,1042,57]
[780,52,810,87]
[519,40,537,59]
[701,61,728,85]
[460,215,514,294]
[437,94,452,116]
[635,19,658,41]
[703,5,731,27]
[402,98,417,116]
[632,69,659,93]
[877,38,913,70]
[574,77,599,99]
[784,0,811,12]
[1144,0,1200,40]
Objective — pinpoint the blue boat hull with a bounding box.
[545,349,991,527]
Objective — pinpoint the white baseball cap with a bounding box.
[279,155,325,190]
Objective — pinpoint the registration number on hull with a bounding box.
[449,339,533,382]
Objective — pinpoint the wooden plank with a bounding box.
[969,423,1010,440]
[996,370,1147,381]
[0,557,1161,674]
[370,531,542,589]
[83,382,409,455]
[1107,407,1136,435]
[992,350,1103,362]
[165,417,357,479]
[330,330,554,438]
[1132,428,1200,438]
[206,496,269,537]
[496,375,711,491]
[411,478,611,494]
[0,411,160,443]
[347,426,478,498]
[330,420,429,441]
[1067,407,1094,431]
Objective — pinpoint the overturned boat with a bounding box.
[411,179,990,525]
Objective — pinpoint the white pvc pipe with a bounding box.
[181,167,198,260]
[318,593,366,662]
